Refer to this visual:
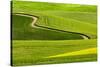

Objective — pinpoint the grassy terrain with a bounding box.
[13,1,97,12]
[12,1,97,38]
[13,39,97,66]
[12,1,97,66]
[12,15,83,40]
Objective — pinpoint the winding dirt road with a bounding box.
[14,13,37,27]
[14,13,90,39]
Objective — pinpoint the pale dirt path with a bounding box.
[80,35,89,39]
[14,13,37,27]
[14,13,89,39]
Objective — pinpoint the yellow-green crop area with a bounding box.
[12,1,97,66]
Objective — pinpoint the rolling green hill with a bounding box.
[12,1,97,66]
[12,15,83,40]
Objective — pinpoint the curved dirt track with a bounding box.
[13,13,90,39]
[14,13,38,27]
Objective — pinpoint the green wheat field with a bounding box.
[12,1,97,66]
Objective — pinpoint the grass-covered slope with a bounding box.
[12,1,97,66]
[12,1,97,38]
[13,1,97,12]
[12,15,83,40]
[13,40,97,66]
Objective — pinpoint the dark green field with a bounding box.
[12,1,97,66]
